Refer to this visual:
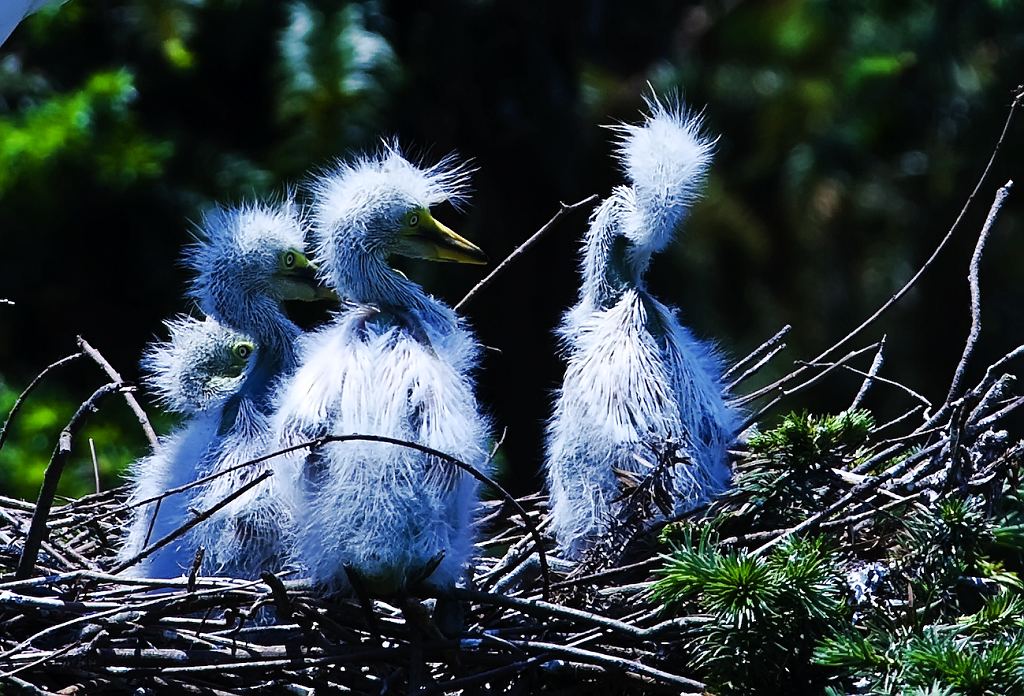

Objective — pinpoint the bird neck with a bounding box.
[334,249,456,331]
[581,228,647,309]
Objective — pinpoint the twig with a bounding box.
[111,470,273,575]
[849,335,886,411]
[727,343,787,392]
[77,336,159,448]
[454,195,598,311]
[505,639,704,691]
[723,324,791,382]
[944,181,1014,404]
[0,352,84,453]
[16,382,129,580]
[804,88,1022,370]
[88,438,100,495]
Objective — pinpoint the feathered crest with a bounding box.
[609,91,716,253]
[185,198,306,306]
[141,315,253,414]
[310,139,472,233]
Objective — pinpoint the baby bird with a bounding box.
[545,95,741,560]
[181,200,327,578]
[273,144,490,596]
[119,315,254,575]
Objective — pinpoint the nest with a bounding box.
[1,105,1021,695]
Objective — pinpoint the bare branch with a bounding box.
[16,382,130,579]
[945,180,1013,404]
[0,352,84,453]
[77,336,159,449]
[455,195,598,312]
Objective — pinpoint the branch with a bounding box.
[110,470,273,575]
[944,180,1014,404]
[77,336,159,448]
[0,352,84,453]
[16,382,130,579]
[849,335,886,411]
[723,324,791,382]
[454,195,598,312]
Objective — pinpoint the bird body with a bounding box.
[273,146,490,594]
[546,97,740,560]
[181,201,325,579]
[120,201,324,579]
[119,316,254,576]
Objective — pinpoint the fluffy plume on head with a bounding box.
[612,93,716,253]
[309,141,472,268]
[141,315,254,414]
[311,141,472,227]
[186,199,306,312]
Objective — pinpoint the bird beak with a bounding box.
[395,212,487,265]
[276,261,336,302]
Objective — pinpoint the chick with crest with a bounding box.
[179,200,330,579]
[119,315,255,576]
[545,95,741,561]
[273,144,490,596]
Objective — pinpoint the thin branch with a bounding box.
[849,335,886,411]
[0,352,84,453]
[110,470,273,575]
[806,88,1021,369]
[723,324,791,381]
[16,382,130,579]
[77,336,159,448]
[945,180,1013,403]
[454,195,598,311]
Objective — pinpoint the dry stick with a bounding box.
[15,382,129,580]
[849,335,886,411]
[726,342,787,392]
[95,432,552,600]
[454,195,598,311]
[506,639,704,691]
[77,336,159,449]
[723,324,792,381]
[110,470,273,574]
[0,352,84,452]
[745,88,1023,409]
[88,438,101,495]
[944,181,1014,404]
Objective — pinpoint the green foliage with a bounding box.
[653,533,847,694]
[727,409,874,528]
[817,601,1024,696]
[0,70,170,193]
[0,375,172,499]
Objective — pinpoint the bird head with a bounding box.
[187,200,331,331]
[142,316,256,414]
[610,93,715,257]
[310,143,486,295]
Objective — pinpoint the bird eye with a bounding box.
[408,213,419,227]
[234,344,252,361]
[283,251,296,268]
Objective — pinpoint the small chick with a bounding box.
[545,95,741,560]
[119,316,254,575]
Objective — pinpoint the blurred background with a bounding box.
[0,0,1022,500]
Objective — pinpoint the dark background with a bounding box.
[1,0,1022,498]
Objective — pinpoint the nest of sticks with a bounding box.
[1,94,1022,696]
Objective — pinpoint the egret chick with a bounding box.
[546,96,741,560]
[273,145,490,596]
[181,200,327,579]
[119,315,254,575]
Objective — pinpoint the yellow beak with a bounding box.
[395,212,487,265]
